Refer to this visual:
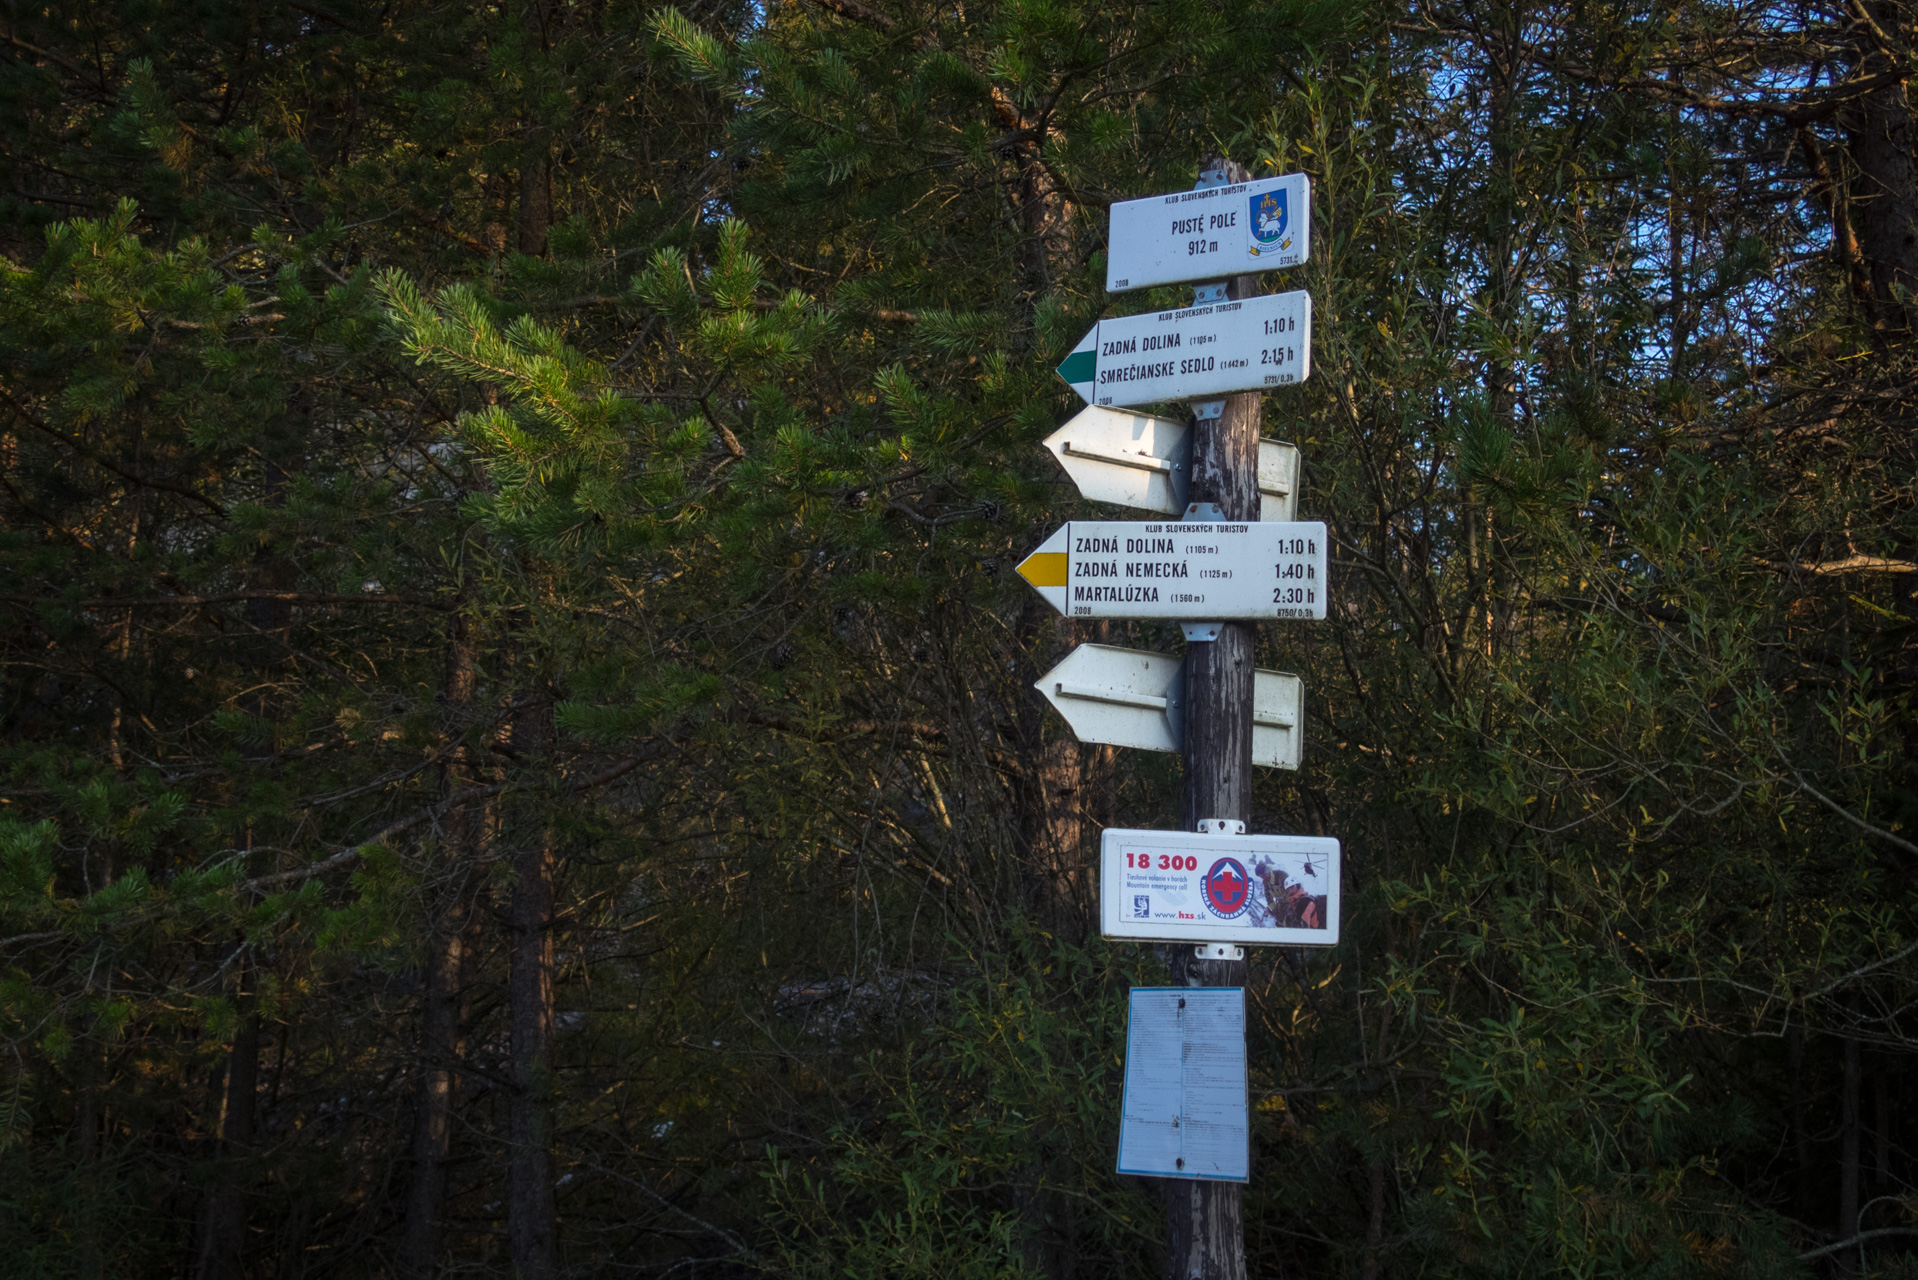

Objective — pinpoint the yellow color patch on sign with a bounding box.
[1017,551,1068,587]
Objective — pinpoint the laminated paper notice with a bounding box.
[1117,987,1248,1182]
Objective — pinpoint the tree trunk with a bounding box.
[508,694,559,1280]
[194,399,299,1278]
[191,393,298,1278]
[516,0,555,258]
[1875,1066,1891,1181]
[1845,1,1918,333]
[1361,1153,1387,1280]
[1790,1028,1814,1213]
[196,967,260,1280]
[517,156,552,258]
[74,1031,104,1280]
[404,927,465,1277]
[1021,666,1087,930]
[403,610,481,1277]
[1837,1032,1861,1274]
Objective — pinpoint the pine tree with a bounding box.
[3,0,1914,1277]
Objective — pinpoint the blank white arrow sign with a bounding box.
[1041,407,1302,521]
[1034,644,1304,769]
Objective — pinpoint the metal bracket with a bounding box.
[1179,504,1226,641]
[1190,827,1250,956]
[1188,281,1228,421]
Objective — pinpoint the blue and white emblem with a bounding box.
[1202,857,1252,919]
[1249,189,1288,257]
[1133,894,1151,918]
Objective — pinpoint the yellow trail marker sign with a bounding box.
[1015,521,1326,620]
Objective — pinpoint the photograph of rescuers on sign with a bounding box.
[1244,852,1327,929]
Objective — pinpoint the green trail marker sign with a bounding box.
[1055,291,1311,408]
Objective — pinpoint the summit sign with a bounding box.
[1105,173,1311,293]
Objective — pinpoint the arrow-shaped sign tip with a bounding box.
[1016,551,1067,587]
[1056,347,1095,386]
[1055,329,1098,405]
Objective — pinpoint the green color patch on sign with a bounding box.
[1056,346,1096,386]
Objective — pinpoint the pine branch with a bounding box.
[403,203,496,257]
[1760,555,1918,575]
[2,389,229,516]
[801,0,896,34]
[1800,1227,1918,1261]
[239,753,653,892]
[0,591,461,610]
[0,32,105,91]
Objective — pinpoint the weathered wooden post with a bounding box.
[1162,153,1258,1280]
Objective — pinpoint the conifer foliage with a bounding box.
[2,1,1914,1277]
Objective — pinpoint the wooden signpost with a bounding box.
[1024,157,1328,1280]
[1161,158,1263,1280]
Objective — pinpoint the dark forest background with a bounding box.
[2,0,1915,1276]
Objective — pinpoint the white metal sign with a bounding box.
[1041,407,1302,521]
[1117,987,1247,1182]
[1032,644,1304,769]
[1101,827,1340,947]
[1254,439,1302,524]
[1106,172,1311,293]
[1055,290,1310,408]
[1016,520,1325,621]
[1043,407,1187,516]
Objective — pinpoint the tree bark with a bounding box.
[1017,630,1089,934]
[403,611,481,1276]
[404,926,465,1276]
[1361,1153,1387,1280]
[507,693,559,1280]
[1875,1066,1891,1181]
[195,966,260,1280]
[517,156,552,258]
[1790,1027,1814,1210]
[193,398,298,1278]
[1011,587,1096,937]
[1838,1032,1862,1274]
[516,0,555,258]
[74,1030,104,1280]
[1844,1,1918,333]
